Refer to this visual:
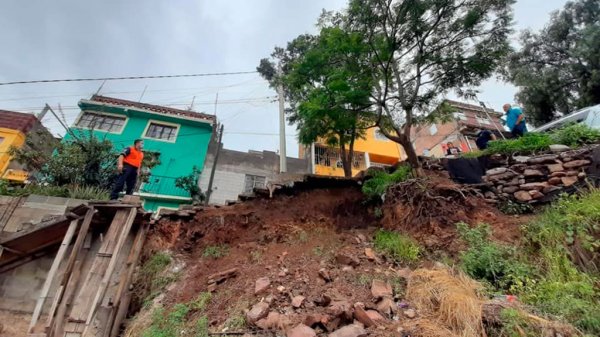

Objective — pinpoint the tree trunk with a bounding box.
[339,143,353,178]
[398,135,424,177]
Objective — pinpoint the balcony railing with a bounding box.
[138,175,191,199]
[314,145,367,170]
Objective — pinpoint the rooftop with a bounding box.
[0,110,38,133]
[83,95,216,123]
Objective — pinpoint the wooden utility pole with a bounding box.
[205,124,224,205]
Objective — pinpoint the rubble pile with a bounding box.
[483,145,597,203]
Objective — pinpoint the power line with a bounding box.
[0,70,258,86]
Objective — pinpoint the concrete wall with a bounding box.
[0,253,55,313]
[200,145,309,205]
[1,195,86,233]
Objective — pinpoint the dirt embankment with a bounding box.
[131,175,542,337]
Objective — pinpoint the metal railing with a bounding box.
[138,175,190,198]
[314,145,367,170]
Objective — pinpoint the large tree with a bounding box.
[346,0,514,170]
[505,0,600,126]
[258,27,374,177]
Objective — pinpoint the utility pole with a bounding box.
[277,81,287,173]
[205,124,224,205]
[36,105,50,121]
[214,92,219,116]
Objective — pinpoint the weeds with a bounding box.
[486,132,553,155]
[135,252,176,307]
[312,246,325,256]
[297,230,309,243]
[249,250,262,263]
[362,166,412,200]
[374,230,421,264]
[203,245,229,259]
[195,316,209,337]
[550,123,600,147]
[223,315,246,331]
[498,200,533,215]
[190,292,212,311]
[68,185,110,200]
[374,207,383,219]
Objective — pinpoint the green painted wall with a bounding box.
[64,101,213,211]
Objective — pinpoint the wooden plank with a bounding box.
[107,223,148,337]
[50,258,84,337]
[62,207,95,286]
[84,208,137,327]
[29,219,80,333]
[69,208,133,323]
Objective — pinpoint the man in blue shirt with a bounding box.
[503,104,528,138]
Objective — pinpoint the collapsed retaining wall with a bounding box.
[482,145,598,203]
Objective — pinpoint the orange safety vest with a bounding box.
[123,146,144,168]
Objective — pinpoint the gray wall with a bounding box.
[200,145,309,205]
[1,195,86,233]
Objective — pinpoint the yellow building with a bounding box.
[300,127,406,177]
[0,110,55,182]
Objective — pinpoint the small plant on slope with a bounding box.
[374,230,420,264]
[362,166,412,200]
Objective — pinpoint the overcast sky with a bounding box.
[0,0,569,157]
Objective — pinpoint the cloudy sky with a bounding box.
[0,0,569,157]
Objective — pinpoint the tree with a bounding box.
[505,0,600,126]
[258,27,375,177]
[346,0,514,170]
[175,166,205,203]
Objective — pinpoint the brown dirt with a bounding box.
[0,310,30,337]
[133,174,537,336]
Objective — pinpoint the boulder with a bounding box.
[513,156,530,164]
[546,163,564,173]
[523,169,544,177]
[543,185,562,194]
[486,167,507,175]
[563,159,590,169]
[502,186,519,194]
[247,302,270,323]
[364,248,377,261]
[329,324,368,337]
[528,190,544,199]
[292,295,306,308]
[255,277,271,294]
[487,171,517,182]
[371,279,393,299]
[335,253,360,267]
[566,170,579,176]
[504,177,521,186]
[257,312,291,330]
[561,176,579,187]
[548,177,563,185]
[304,313,330,328]
[287,324,317,337]
[527,154,558,164]
[550,144,570,153]
[353,304,376,327]
[519,182,548,191]
[366,310,386,322]
[550,171,567,178]
[327,301,353,321]
[514,190,533,202]
[376,297,397,316]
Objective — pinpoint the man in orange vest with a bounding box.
[110,139,144,200]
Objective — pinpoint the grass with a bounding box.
[202,245,229,259]
[362,165,412,200]
[135,252,174,306]
[373,230,421,264]
[0,180,109,200]
[249,250,262,263]
[550,123,600,147]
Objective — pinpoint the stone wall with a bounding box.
[482,145,597,203]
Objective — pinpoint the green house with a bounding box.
[64,95,215,212]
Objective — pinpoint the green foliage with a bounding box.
[498,200,533,215]
[223,315,246,331]
[0,181,109,200]
[136,252,174,306]
[485,133,553,155]
[362,166,412,200]
[373,207,383,219]
[202,245,229,259]
[550,123,600,147]
[143,304,190,337]
[374,230,420,264]
[495,308,538,337]
[505,0,600,125]
[175,166,205,202]
[457,223,534,293]
[195,316,209,337]
[68,185,110,200]
[190,292,212,312]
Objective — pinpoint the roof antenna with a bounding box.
[139,85,148,102]
[187,96,196,111]
[94,80,107,96]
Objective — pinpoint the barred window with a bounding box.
[145,122,178,141]
[244,175,266,193]
[75,112,126,132]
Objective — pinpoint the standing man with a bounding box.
[110,139,144,200]
[503,104,528,138]
[475,129,497,150]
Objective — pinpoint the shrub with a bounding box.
[374,230,421,264]
[550,123,600,147]
[362,165,412,200]
[485,132,553,155]
[202,245,229,259]
[68,185,110,200]
[498,200,533,215]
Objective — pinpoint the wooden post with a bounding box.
[28,218,80,333]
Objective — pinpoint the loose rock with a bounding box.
[371,279,393,299]
[527,154,558,164]
[292,295,305,308]
[547,163,564,173]
[561,176,578,187]
[548,177,562,185]
[550,144,570,153]
[353,304,376,327]
[335,252,360,267]
[563,159,591,169]
[514,190,532,202]
[519,182,548,191]
[403,309,417,319]
[287,324,317,337]
[318,268,332,282]
[376,297,397,316]
[364,248,377,261]
[329,324,368,337]
[523,169,544,177]
[255,277,271,294]
[366,310,386,322]
[528,190,544,199]
[247,302,270,323]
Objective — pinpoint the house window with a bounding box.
[429,124,438,135]
[476,117,491,125]
[244,174,266,193]
[374,128,388,141]
[453,112,467,120]
[144,122,178,141]
[76,111,126,133]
